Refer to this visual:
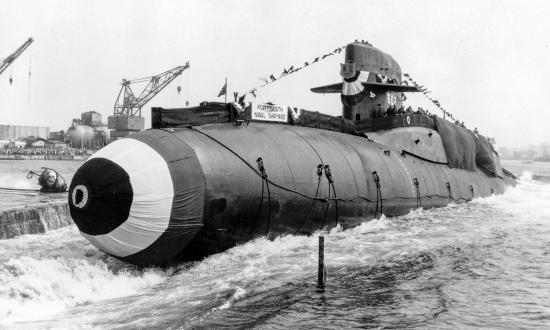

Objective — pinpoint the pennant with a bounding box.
[341,71,370,107]
[250,89,257,97]
[233,92,238,103]
[238,94,246,107]
[304,62,309,67]
[269,74,277,82]
[313,57,319,63]
[288,106,300,121]
[217,81,227,97]
[288,66,294,72]
[341,89,369,107]
[375,73,388,83]
[292,107,301,121]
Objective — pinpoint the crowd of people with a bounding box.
[372,103,482,134]
[0,147,94,157]
[375,104,436,118]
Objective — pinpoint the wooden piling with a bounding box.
[318,235,326,287]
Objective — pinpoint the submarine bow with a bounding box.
[68,130,205,266]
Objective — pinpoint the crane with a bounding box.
[113,62,190,117]
[0,37,33,77]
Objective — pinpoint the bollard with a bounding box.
[318,236,326,287]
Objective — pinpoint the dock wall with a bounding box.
[0,201,72,239]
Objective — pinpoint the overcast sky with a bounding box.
[1,0,549,148]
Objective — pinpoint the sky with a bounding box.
[1,0,549,148]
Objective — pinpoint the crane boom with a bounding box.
[113,62,190,117]
[0,37,33,76]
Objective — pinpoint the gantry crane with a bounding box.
[108,63,190,139]
[112,62,190,117]
[0,37,33,77]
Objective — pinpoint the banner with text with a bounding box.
[251,103,288,123]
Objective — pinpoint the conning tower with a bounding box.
[312,42,418,121]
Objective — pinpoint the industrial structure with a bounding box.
[0,37,33,83]
[108,63,190,140]
[67,111,110,149]
[0,125,49,140]
[80,111,103,127]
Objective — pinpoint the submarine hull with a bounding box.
[68,123,513,266]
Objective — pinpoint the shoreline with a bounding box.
[0,155,89,161]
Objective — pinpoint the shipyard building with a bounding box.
[0,125,50,140]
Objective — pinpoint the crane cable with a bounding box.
[27,54,32,102]
[257,157,271,236]
[323,165,338,228]
[294,164,323,235]
[9,65,13,85]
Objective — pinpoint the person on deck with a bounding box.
[386,105,397,117]
[376,104,384,118]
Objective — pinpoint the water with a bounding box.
[0,160,82,210]
[1,161,550,329]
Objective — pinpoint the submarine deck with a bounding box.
[152,102,437,135]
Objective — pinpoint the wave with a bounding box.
[0,227,170,325]
[2,174,550,328]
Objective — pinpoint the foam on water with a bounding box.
[0,227,170,325]
[0,257,167,324]
[2,165,550,328]
[0,173,37,190]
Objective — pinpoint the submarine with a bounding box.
[68,42,516,266]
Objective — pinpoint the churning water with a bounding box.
[1,161,549,329]
[0,160,82,210]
